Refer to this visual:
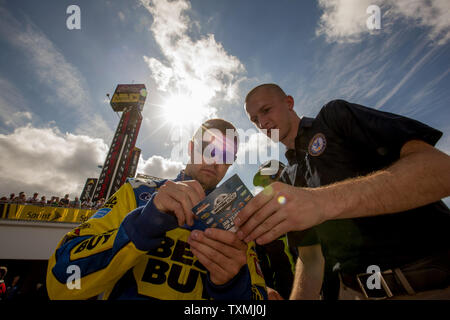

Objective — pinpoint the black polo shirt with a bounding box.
[285,99,450,275]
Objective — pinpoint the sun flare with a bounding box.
[160,94,213,130]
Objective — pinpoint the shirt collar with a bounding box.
[284,116,314,165]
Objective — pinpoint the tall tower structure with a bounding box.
[92,84,147,201]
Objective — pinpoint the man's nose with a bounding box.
[259,117,270,130]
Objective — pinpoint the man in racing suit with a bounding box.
[46,119,267,300]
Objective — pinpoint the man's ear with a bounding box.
[286,95,294,110]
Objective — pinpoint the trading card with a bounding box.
[192,174,253,232]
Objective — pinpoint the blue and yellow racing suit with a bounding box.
[46,171,267,300]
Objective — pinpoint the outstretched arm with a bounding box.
[235,140,450,245]
[320,139,450,220]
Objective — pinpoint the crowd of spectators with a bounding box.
[0,191,105,210]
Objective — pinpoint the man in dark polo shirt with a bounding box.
[236,83,450,299]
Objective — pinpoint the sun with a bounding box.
[160,94,213,130]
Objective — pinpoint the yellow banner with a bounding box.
[111,93,141,103]
[0,204,95,223]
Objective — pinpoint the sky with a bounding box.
[0,0,449,205]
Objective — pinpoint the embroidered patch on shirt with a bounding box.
[308,133,327,156]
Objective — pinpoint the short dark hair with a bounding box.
[192,118,237,139]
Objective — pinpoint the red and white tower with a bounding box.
[92,84,147,201]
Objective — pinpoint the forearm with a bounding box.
[320,140,450,220]
[290,245,324,300]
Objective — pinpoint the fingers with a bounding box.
[236,196,281,242]
[189,229,246,258]
[156,180,206,226]
[234,186,273,229]
[235,182,295,243]
[154,191,186,226]
[245,207,287,243]
[189,246,230,285]
[188,229,247,285]
[254,220,291,245]
[267,287,284,300]
[183,180,206,200]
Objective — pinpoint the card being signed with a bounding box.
[192,174,253,232]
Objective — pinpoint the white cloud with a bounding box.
[143,56,174,91]
[140,0,246,110]
[375,45,439,109]
[138,154,184,179]
[389,0,450,45]
[0,125,108,198]
[292,21,444,116]
[5,111,32,128]
[316,0,450,45]
[0,6,88,109]
[316,0,378,43]
[0,76,33,129]
[0,5,113,141]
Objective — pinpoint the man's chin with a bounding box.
[197,172,218,190]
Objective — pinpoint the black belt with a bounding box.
[340,254,450,299]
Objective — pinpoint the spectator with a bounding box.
[26,192,39,204]
[14,192,26,204]
[6,275,21,300]
[94,198,105,209]
[59,194,70,207]
[52,197,60,207]
[70,197,81,209]
[81,199,93,209]
[39,196,47,205]
[0,196,7,203]
[9,193,15,201]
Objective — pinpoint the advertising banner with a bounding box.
[80,178,98,202]
[1,204,95,223]
[110,84,147,112]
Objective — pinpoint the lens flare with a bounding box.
[277,195,286,205]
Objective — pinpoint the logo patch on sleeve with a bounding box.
[91,208,111,219]
[308,133,327,156]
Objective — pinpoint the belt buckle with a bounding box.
[356,270,394,300]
